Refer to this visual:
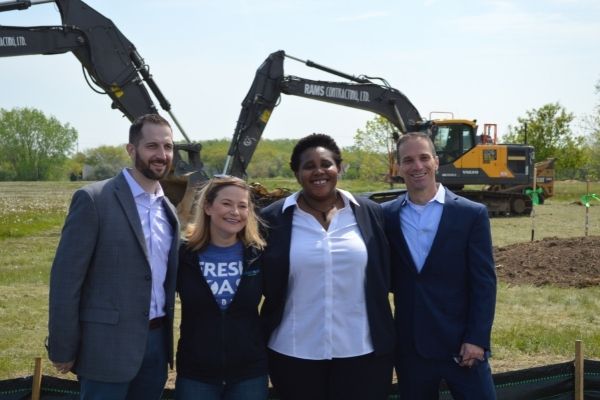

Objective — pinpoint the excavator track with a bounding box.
[455,190,533,217]
[364,189,532,217]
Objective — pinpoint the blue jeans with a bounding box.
[175,375,269,400]
[79,325,168,400]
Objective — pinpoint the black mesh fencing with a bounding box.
[1,360,599,400]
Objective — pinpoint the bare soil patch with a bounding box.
[494,236,600,287]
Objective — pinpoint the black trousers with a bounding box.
[268,349,393,400]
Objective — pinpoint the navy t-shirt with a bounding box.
[199,241,244,310]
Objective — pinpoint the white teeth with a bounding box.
[313,180,327,185]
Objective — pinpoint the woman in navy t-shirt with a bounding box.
[176,175,267,400]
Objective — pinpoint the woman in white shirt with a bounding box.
[260,133,395,400]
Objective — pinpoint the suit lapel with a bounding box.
[268,204,294,284]
[386,196,406,250]
[280,205,294,267]
[162,197,179,239]
[387,196,420,275]
[351,199,371,243]
[113,172,148,258]
[162,197,180,275]
[421,189,457,271]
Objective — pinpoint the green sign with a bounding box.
[525,187,543,205]
[580,193,600,208]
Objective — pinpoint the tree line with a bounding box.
[0,109,403,182]
[2,80,600,182]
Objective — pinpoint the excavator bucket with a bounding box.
[249,182,292,208]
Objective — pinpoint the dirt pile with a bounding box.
[494,236,600,288]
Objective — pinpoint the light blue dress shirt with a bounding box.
[400,184,446,272]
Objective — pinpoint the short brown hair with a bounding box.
[129,114,172,145]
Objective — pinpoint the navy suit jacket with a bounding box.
[260,195,395,356]
[382,189,496,359]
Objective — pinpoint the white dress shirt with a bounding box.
[268,189,374,360]
[123,168,173,319]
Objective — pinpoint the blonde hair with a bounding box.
[184,176,266,251]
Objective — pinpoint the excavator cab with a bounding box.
[431,120,477,165]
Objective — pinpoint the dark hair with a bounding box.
[397,132,436,156]
[290,133,342,173]
[129,114,172,145]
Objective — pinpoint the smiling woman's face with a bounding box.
[295,146,340,201]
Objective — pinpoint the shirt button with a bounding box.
[143,311,149,317]
[145,275,151,281]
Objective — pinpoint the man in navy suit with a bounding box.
[382,132,497,399]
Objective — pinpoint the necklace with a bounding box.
[300,192,339,220]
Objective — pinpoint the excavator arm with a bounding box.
[0,0,206,204]
[224,50,427,178]
[1,0,166,125]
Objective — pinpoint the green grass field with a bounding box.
[0,180,599,379]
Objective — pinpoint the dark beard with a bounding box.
[135,154,170,181]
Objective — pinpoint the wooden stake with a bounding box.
[531,166,537,242]
[574,340,584,400]
[530,207,536,242]
[32,357,42,400]
[585,181,590,237]
[585,204,590,237]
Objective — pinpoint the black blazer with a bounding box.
[382,189,496,359]
[259,194,395,356]
[176,244,268,383]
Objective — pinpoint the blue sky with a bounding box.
[1,0,599,150]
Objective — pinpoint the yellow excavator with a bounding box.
[434,120,554,205]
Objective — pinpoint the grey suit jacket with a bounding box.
[48,171,179,382]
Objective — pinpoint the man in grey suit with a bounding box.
[48,114,180,400]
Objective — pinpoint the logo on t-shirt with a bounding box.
[199,242,244,309]
[201,261,242,296]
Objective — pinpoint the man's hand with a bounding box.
[52,361,74,374]
[457,343,485,368]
